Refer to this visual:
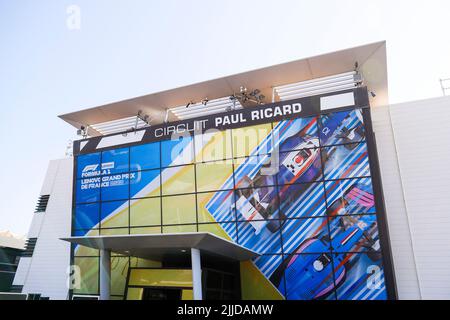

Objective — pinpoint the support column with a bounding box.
[99,249,111,300]
[191,248,202,300]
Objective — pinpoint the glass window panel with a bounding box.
[232,123,272,158]
[73,229,99,237]
[237,220,282,255]
[100,201,129,228]
[334,252,387,300]
[196,161,233,192]
[75,203,99,230]
[161,137,194,167]
[130,142,160,171]
[234,186,280,222]
[194,130,232,162]
[163,224,197,233]
[73,257,99,295]
[162,194,196,225]
[130,169,160,198]
[197,191,235,223]
[329,215,380,253]
[279,183,326,219]
[111,256,129,296]
[280,254,336,300]
[101,174,130,201]
[161,165,195,196]
[198,222,237,242]
[130,198,161,227]
[320,109,365,146]
[234,154,277,188]
[325,177,375,215]
[77,152,101,179]
[281,217,330,254]
[73,243,99,257]
[76,179,100,203]
[277,148,322,185]
[273,117,319,153]
[101,148,129,174]
[130,226,161,235]
[100,228,129,235]
[322,142,370,180]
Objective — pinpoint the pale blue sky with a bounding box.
[1,0,450,235]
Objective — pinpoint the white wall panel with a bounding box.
[12,257,31,286]
[371,105,421,299]
[15,158,73,300]
[389,96,450,299]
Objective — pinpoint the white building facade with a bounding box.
[12,42,450,300]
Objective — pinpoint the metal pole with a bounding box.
[191,248,202,300]
[99,249,111,300]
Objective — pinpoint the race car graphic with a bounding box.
[329,215,380,253]
[320,109,365,146]
[280,137,320,178]
[270,235,342,300]
[336,126,365,150]
[203,112,388,300]
[271,214,380,299]
[326,178,375,215]
[234,176,280,234]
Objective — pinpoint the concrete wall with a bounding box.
[372,95,450,299]
[13,158,73,300]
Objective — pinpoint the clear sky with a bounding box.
[1,0,450,235]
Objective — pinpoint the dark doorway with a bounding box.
[142,287,182,300]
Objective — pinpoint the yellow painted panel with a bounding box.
[101,203,129,229]
[196,161,233,192]
[73,257,98,295]
[197,223,230,241]
[163,224,197,234]
[197,192,217,223]
[111,257,129,296]
[232,123,272,158]
[162,194,196,225]
[240,261,284,300]
[130,226,161,235]
[181,289,193,300]
[100,228,129,235]
[126,287,143,300]
[74,230,99,257]
[130,197,161,226]
[128,269,193,288]
[194,130,233,162]
[161,165,195,196]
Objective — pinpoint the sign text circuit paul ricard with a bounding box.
[153,102,303,139]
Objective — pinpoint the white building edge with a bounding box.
[13,41,450,299]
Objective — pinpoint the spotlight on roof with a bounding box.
[232,86,265,106]
[77,125,88,138]
[201,98,209,106]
